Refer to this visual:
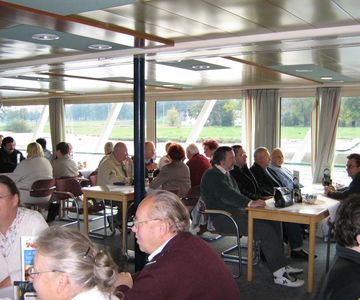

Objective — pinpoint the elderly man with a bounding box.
[98,142,133,186]
[186,143,211,187]
[325,153,360,199]
[269,148,294,191]
[319,195,360,299]
[200,146,304,287]
[98,142,133,230]
[144,141,158,178]
[0,136,25,173]
[116,190,241,299]
[250,147,308,260]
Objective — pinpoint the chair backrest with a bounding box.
[30,178,56,197]
[55,177,83,199]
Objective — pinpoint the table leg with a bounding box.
[83,194,89,236]
[247,211,254,281]
[307,219,316,293]
[122,201,128,255]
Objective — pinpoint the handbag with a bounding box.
[274,187,293,208]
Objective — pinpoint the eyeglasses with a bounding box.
[27,267,64,280]
[132,217,161,228]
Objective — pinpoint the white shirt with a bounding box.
[148,236,175,262]
[72,286,119,300]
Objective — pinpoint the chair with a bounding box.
[22,178,56,209]
[325,219,335,272]
[199,200,260,278]
[181,185,200,212]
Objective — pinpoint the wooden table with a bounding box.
[82,185,134,255]
[246,187,339,293]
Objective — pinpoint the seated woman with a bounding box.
[31,226,120,300]
[149,143,191,198]
[7,142,53,205]
[0,175,48,299]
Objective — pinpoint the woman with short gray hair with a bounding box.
[31,226,120,300]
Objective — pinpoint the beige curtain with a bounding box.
[246,89,280,152]
[242,91,254,165]
[49,97,65,151]
[311,87,341,183]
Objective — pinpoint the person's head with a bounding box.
[0,175,20,229]
[271,148,284,167]
[334,195,360,251]
[104,142,113,155]
[212,146,235,171]
[144,141,156,161]
[167,143,185,161]
[254,147,271,168]
[36,138,47,150]
[113,142,128,163]
[186,143,199,160]
[202,139,219,158]
[1,136,16,154]
[132,190,190,254]
[231,145,247,167]
[27,142,44,159]
[55,142,70,157]
[32,226,118,300]
[346,153,360,178]
[165,142,172,153]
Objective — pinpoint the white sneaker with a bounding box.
[274,272,304,288]
[285,265,303,275]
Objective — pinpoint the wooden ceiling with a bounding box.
[1,0,360,103]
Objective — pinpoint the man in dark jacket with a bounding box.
[319,195,360,299]
[325,153,360,200]
[0,136,25,173]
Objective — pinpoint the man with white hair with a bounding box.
[186,143,211,187]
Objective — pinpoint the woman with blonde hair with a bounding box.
[31,226,120,300]
[7,142,53,205]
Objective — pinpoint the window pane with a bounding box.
[155,99,242,157]
[280,97,314,185]
[0,105,50,154]
[65,102,133,169]
[334,96,360,185]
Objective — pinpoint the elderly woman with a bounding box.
[149,143,190,197]
[0,175,48,299]
[7,142,53,205]
[31,226,120,300]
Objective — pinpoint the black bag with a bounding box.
[274,187,293,208]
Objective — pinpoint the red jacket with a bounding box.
[186,153,211,187]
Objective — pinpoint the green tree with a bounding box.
[340,97,360,127]
[166,107,181,127]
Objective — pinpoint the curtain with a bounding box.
[49,97,65,151]
[242,91,254,165]
[311,87,341,183]
[246,89,280,152]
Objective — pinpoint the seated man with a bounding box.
[200,146,304,287]
[319,195,360,299]
[250,147,308,260]
[186,143,211,187]
[98,142,133,229]
[52,142,78,179]
[325,153,360,199]
[0,136,25,173]
[115,190,241,299]
[269,148,294,191]
[144,141,158,178]
[230,145,263,200]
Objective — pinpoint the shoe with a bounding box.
[285,265,303,275]
[274,272,304,288]
[290,249,317,260]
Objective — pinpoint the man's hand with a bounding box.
[115,272,133,288]
[324,185,336,195]
[249,200,266,208]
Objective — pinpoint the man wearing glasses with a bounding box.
[115,190,240,300]
[325,153,360,199]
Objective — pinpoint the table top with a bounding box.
[82,185,135,195]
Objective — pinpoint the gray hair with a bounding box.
[145,190,190,233]
[186,143,199,156]
[35,226,118,293]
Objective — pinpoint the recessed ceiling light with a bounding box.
[191,65,210,70]
[125,79,133,83]
[88,44,112,51]
[14,87,26,90]
[321,76,333,80]
[32,33,59,41]
[163,84,175,87]
[295,69,313,73]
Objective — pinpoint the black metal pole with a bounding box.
[133,38,147,271]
